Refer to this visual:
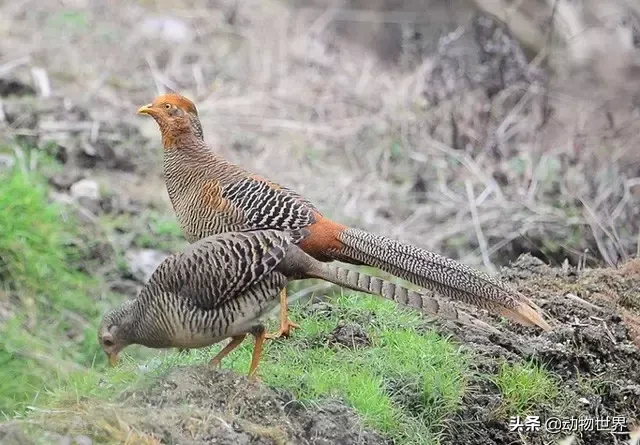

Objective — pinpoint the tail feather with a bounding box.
[311,262,502,335]
[335,228,553,332]
[489,300,552,331]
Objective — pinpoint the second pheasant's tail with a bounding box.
[304,261,502,335]
[333,228,552,332]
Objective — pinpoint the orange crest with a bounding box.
[151,93,198,115]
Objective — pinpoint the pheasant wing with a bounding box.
[213,176,319,232]
[170,230,295,310]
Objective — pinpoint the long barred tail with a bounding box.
[334,228,553,331]
[312,262,502,335]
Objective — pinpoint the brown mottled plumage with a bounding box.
[136,93,553,334]
[98,229,500,379]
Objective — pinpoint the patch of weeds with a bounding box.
[619,291,640,311]
[0,154,112,415]
[134,212,184,251]
[0,161,93,312]
[494,360,559,416]
[101,211,185,252]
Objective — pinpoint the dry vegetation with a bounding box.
[1,0,639,269]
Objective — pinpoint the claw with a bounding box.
[265,288,300,339]
[266,319,300,339]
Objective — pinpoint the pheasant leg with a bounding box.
[209,334,247,367]
[265,288,300,339]
[248,327,267,382]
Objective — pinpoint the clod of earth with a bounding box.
[328,322,372,349]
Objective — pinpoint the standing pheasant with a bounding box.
[98,229,500,379]
[136,93,553,335]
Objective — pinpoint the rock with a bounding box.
[109,279,141,296]
[0,153,15,171]
[0,422,34,445]
[77,140,117,170]
[139,16,194,43]
[69,178,100,201]
[49,191,99,225]
[125,249,169,282]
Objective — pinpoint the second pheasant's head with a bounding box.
[137,93,203,148]
[98,299,137,367]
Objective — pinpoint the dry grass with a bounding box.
[0,0,638,273]
[24,403,163,444]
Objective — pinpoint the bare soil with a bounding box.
[438,254,640,445]
[123,367,386,445]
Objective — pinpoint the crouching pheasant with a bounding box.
[136,93,553,337]
[98,229,500,380]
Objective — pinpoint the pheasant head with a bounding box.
[137,93,203,148]
[97,299,137,366]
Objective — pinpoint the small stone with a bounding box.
[0,422,33,445]
[125,249,169,282]
[140,16,194,43]
[70,178,100,201]
[49,171,84,190]
[73,436,92,445]
[109,279,141,296]
[578,397,590,405]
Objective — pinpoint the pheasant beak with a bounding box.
[108,352,120,367]
[136,103,154,116]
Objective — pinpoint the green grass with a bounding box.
[494,360,559,416]
[132,211,184,251]
[100,210,186,253]
[0,155,111,416]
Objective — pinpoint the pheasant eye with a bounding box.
[164,103,171,110]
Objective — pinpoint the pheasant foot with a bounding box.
[266,288,300,339]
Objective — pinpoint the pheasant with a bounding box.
[136,93,553,337]
[98,229,500,380]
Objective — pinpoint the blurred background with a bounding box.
[3,0,640,272]
[1,0,640,440]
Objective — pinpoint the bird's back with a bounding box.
[163,141,318,243]
[133,230,295,348]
